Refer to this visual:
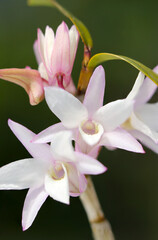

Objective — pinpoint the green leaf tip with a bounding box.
[27,0,93,49]
[88,53,158,86]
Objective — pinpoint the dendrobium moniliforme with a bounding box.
[0,120,106,230]
[33,65,144,156]
[0,22,79,105]
[123,66,158,153]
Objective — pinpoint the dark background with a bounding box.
[0,0,158,239]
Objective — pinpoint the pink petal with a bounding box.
[0,68,44,105]
[22,186,48,231]
[67,163,87,196]
[94,99,134,131]
[83,66,105,118]
[44,26,54,71]
[44,87,88,128]
[50,22,71,84]
[135,65,158,106]
[100,128,145,153]
[74,152,107,175]
[8,119,52,162]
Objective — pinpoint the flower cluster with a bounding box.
[0,21,157,231]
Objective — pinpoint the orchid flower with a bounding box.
[0,22,79,105]
[34,22,79,93]
[123,66,158,153]
[33,65,144,156]
[0,120,106,230]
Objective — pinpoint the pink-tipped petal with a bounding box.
[69,25,79,69]
[100,128,145,153]
[8,119,52,162]
[83,66,105,117]
[74,152,107,175]
[134,65,158,106]
[51,22,71,84]
[32,123,66,143]
[22,186,48,231]
[44,87,88,128]
[33,40,42,65]
[130,130,158,154]
[94,99,134,131]
[0,68,44,105]
[44,164,69,204]
[0,158,43,190]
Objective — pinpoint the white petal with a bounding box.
[136,103,158,132]
[74,152,107,175]
[131,112,158,143]
[22,186,48,231]
[135,65,158,105]
[44,87,88,128]
[0,159,43,190]
[100,128,144,153]
[69,25,79,68]
[79,121,104,146]
[94,99,134,131]
[44,164,69,204]
[130,130,158,154]
[44,26,54,70]
[32,123,67,143]
[50,131,75,162]
[8,119,52,162]
[127,72,144,100]
[83,66,105,117]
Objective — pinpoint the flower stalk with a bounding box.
[80,176,115,240]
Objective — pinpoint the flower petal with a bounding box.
[94,99,134,131]
[44,164,69,204]
[50,22,70,84]
[44,26,54,71]
[66,163,87,197]
[69,25,79,69]
[22,186,48,231]
[134,65,158,105]
[0,158,43,190]
[130,130,158,154]
[33,40,42,65]
[136,103,158,132]
[32,123,66,143]
[74,152,107,175]
[126,71,144,100]
[50,131,75,162]
[83,66,105,117]
[8,119,52,162]
[0,68,44,105]
[100,128,144,153]
[130,112,158,143]
[45,87,88,128]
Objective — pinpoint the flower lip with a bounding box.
[79,120,104,146]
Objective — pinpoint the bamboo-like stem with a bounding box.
[80,176,115,240]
